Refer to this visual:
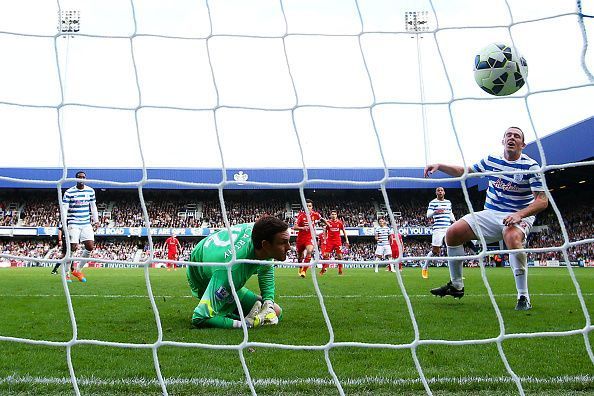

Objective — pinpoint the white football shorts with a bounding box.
[431,228,447,247]
[375,244,392,257]
[67,224,94,244]
[461,210,534,243]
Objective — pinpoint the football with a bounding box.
[473,43,528,96]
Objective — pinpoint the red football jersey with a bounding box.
[295,210,321,240]
[165,236,180,253]
[325,219,345,242]
[390,232,403,257]
[318,232,326,248]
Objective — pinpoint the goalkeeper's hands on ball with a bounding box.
[258,300,279,325]
[245,300,281,328]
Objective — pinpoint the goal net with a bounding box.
[0,0,592,395]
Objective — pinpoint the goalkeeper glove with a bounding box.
[244,300,263,328]
[257,300,279,326]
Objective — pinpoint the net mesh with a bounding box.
[0,1,593,395]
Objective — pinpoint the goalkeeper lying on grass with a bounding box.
[186,216,288,329]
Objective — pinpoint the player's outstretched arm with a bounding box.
[424,163,472,178]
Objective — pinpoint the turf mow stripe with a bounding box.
[1,373,593,388]
[0,293,591,299]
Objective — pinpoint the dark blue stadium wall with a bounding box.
[523,116,594,166]
[0,117,591,190]
[0,167,462,189]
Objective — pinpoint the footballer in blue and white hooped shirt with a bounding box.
[374,217,394,259]
[61,171,99,282]
[424,127,548,310]
[421,187,456,278]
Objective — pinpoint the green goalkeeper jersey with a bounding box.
[187,223,276,302]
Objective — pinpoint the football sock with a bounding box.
[447,245,465,289]
[78,249,91,271]
[422,251,433,270]
[303,255,311,273]
[510,251,529,300]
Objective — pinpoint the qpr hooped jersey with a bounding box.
[62,186,96,226]
[428,199,453,230]
[374,225,392,246]
[325,219,345,242]
[295,210,321,240]
[472,153,544,213]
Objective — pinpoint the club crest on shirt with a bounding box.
[215,286,230,301]
[513,173,524,182]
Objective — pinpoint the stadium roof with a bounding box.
[0,116,591,190]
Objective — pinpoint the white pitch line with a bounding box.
[0,293,592,299]
[1,373,592,388]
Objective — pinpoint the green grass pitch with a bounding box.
[0,266,592,395]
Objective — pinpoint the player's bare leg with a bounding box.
[386,255,395,272]
[320,253,329,275]
[336,251,343,275]
[71,241,88,283]
[297,248,305,277]
[504,226,531,310]
[300,245,314,278]
[422,245,440,279]
[80,239,93,281]
[374,255,383,273]
[431,220,475,298]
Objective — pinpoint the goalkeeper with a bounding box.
[187,216,288,329]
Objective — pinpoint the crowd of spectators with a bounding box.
[2,189,486,231]
[110,199,203,228]
[1,189,592,265]
[91,240,140,262]
[0,240,50,264]
[20,199,60,227]
[0,211,18,226]
[301,198,377,227]
[0,236,482,267]
[202,198,287,228]
[528,204,593,263]
[0,200,19,226]
[388,192,482,228]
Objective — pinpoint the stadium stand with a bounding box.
[0,182,592,267]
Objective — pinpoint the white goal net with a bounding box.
[0,0,593,395]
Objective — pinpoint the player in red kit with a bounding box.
[164,234,182,271]
[320,210,349,275]
[294,199,323,278]
[388,231,404,272]
[318,231,327,260]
